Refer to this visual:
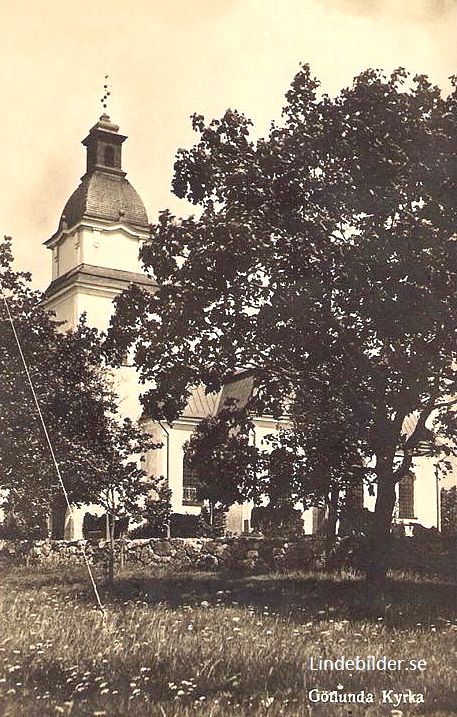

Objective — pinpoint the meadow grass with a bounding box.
[0,562,456,716]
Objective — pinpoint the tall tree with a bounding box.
[183,402,259,511]
[107,67,457,586]
[0,237,155,546]
[82,416,157,583]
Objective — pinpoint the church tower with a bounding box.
[42,112,155,538]
[43,113,152,332]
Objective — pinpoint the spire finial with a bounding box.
[100,74,111,118]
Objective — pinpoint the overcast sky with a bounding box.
[1,0,456,288]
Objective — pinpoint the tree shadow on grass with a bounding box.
[5,564,457,629]
[107,569,457,628]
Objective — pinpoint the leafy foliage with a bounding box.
[131,477,172,538]
[196,504,226,538]
[0,238,156,539]
[441,486,457,537]
[183,402,258,510]
[250,504,304,539]
[108,67,457,583]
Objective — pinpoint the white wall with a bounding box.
[52,223,143,281]
[78,226,142,274]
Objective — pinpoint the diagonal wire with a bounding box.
[1,291,106,617]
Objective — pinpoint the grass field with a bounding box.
[0,562,456,716]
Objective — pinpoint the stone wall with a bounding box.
[0,535,328,573]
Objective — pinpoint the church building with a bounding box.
[42,112,447,539]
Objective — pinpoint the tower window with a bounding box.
[398,473,415,519]
[104,145,115,167]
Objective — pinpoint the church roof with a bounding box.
[60,171,149,230]
[182,372,255,419]
[182,386,221,418]
[220,373,255,410]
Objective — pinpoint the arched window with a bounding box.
[104,145,115,167]
[398,473,415,519]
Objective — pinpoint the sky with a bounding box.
[1,0,456,288]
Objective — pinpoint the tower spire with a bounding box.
[100,74,111,119]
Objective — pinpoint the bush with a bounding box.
[169,513,200,537]
[196,505,226,538]
[129,478,172,538]
[251,504,304,539]
[0,506,48,540]
[441,486,457,537]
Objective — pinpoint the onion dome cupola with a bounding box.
[43,109,154,332]
[57,113,149,232]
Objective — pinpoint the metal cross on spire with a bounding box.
[100,75,111,117]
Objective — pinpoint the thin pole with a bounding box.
[158,421,171,539]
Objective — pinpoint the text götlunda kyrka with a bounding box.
[307,655,426,707]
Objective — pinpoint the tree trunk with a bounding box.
[50,494,67,539]
[120,539,125,571]
[366,471,397,592]
[325,487,339,564]
[107,512,115,587]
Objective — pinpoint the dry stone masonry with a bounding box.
[0,536,328,573]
